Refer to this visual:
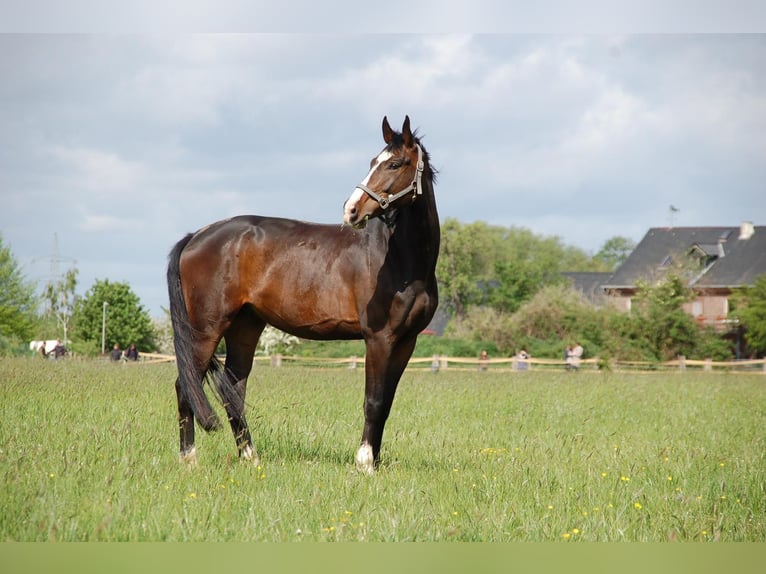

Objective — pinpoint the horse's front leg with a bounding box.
[356,335,417,474]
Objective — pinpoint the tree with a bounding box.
[436,219,496,317]
[487,230,597,313]
[437,219,602,318]
[73,279,155,354]
[258,326,300,356]
[632,274,699,361]
[152,308,175,355]
[0,233,39,345]
[731,274,766,357]
[42,267,78,344]
[593,236,636,271]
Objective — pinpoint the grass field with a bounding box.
[1,358,764,541]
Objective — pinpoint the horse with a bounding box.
[167,115,439,474]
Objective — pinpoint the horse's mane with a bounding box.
[386,129,439,184]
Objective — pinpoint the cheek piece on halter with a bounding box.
[354,144,425,213]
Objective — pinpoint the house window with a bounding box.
[691,300,703,317]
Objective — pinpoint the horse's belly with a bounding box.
[268,313,362,341]
[251,288,362,341]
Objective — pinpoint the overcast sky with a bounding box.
[2,18,765,317]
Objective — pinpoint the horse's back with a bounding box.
[179,215,367,339]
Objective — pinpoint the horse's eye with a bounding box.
[388,162,402,170]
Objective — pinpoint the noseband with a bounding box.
[355,144,425,211]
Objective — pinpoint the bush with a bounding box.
[413,335,499,358]
[0,333,33,357]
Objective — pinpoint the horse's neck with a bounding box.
[374,181,439,279]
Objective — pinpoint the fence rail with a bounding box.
[132,352,766,374]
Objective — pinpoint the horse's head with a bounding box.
[343,115,426,228]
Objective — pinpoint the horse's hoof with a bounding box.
[355,443,376,475]
[242,444,260,467]
[180,446,198,468]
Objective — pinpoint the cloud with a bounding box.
[78,211,145,233]
[2,34,765,318]
[50,145,147,193]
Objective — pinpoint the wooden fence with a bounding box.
[134,352,766,374]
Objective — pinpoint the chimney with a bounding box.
[739,221,755,240]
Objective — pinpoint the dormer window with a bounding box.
[689,244,719,268]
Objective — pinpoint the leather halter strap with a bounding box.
[355,144,424,211]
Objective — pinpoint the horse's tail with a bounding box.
[167,233,222,432]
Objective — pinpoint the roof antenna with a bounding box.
[668,205,680,228]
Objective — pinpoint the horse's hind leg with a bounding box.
[175,376,197,465]
[221,310,265,465]
[175,337,220,465]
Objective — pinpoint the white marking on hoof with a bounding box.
[242,444,260,467]
[180,446,197,467]
[355,443,375,475]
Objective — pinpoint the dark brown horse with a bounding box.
[167,116,439,473]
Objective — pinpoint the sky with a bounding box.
[1,6,765,318]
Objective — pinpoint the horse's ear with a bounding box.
[382,116,394,144]
[402,115,413,147]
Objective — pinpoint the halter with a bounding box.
[354,144,425,212]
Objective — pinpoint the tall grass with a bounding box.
[1,358,764,541]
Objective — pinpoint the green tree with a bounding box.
[436,219,496,316]
[632,275,699,361]
[73,279,155,354]
[0,233,39,347]
[731,274,766,357]
[593,236,636,271]
[43,267,78,344]
[487,230,597,313]
[437,219,602,318]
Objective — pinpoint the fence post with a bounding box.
[704,358,712,372]
[271,353,282,368]
[678,355,686,372]
[349,355,357,369]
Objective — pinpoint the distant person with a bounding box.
[110,343,123,362]
[38,341,47,359]
[52,339,66,359]
[564,345,573,370]
[125,343,139,361]
[571,342,583,370]
[478,350,489,372]
[516,349,529,371]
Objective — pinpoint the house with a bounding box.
[602,222,766,332]
[562,272,613,306]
